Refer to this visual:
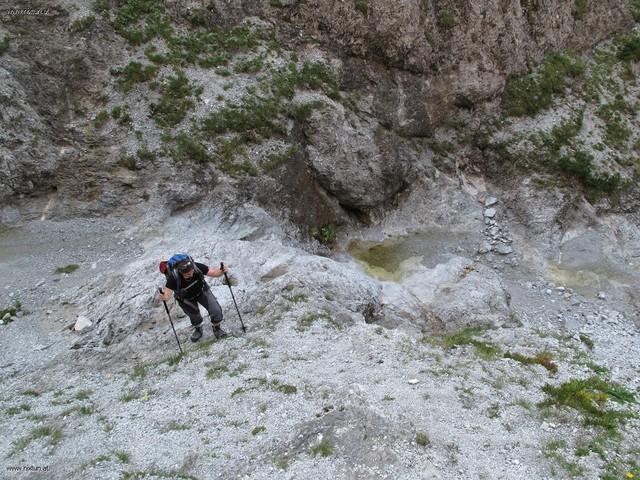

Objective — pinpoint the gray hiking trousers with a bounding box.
[177,288,223,328]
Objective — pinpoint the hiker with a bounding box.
[158,256,229,342]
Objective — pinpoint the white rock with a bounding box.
[545,289,552,295]
[408,378,419,385]
[495,244,513,255]
[596,292,606,300]
[74,315,92,331]
[477,242,492,254]
[484,208,496,218]
[485,197,498,207]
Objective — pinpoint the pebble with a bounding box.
[408,379,419,385]
[485,197,498,207]
[495,244,513,255]
[478,242,492,254]
[545,289,552,295]
[484,208,496,218]
[596,292,606,300]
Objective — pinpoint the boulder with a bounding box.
[302,98,414,210]
[381,256,511,333]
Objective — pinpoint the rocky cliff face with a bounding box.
[0,0,636,227]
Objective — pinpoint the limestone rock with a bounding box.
[302,98,414,210]
[74,315,92,331]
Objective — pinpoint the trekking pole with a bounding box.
[159,288,183,354]
[221,262,246,333]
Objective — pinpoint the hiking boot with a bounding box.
[212,324,227,339]
[190,326,203,342]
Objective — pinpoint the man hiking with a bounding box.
[158,255,229,342]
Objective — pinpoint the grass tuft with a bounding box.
[111,61,158,92]
[504,351,558,373]
[416,432,430,446]
[55,264,79,274]
[150,70,201,127]
[310,439,333,457]
[11,425,63,455]
[0,35,10,55]
[540,376,636,432]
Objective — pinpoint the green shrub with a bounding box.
[296,311,335,331]
[70,15,96,32]
[1,300,22,321]
[558,151,621,193]
[150,71,201,127]
[11,426,63,455]
[578,333,594,349]
[261,146,297,171]
[0,35,10,55]
[297,61,341,99]
[604,116,631,150]
[119,391,141,402]
[201,96,283,139]
[632,0,640,22]
[118,155,138,170]
[113,0,172,45]
[276,384,297,394]
[423,326,501,360]
[160,420,190,432]
[234,54,265,74]
[504,351,558,373]
[437,10,456,29]
[416,432,431,447]
[539,110,584,152]
[111,61,158,92]
[171,133,210,164]
[310,439,333,457]
[291,100,326,122]
[188,7,210,27]
[215,138,259,178]
[573,0,590,18]
[74,389,93,401]
[6,404,31,415]
[310,224,337,246]
[540,376,636,432]
[115,451,130,463]
[503,52,585,116]
[94,110,110,128]
[111,106,122,119]
[55,264,79,274]
[165,25,262,68]
[136,148,155,162]
[354,0,368,15]
[618,34,640,61]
